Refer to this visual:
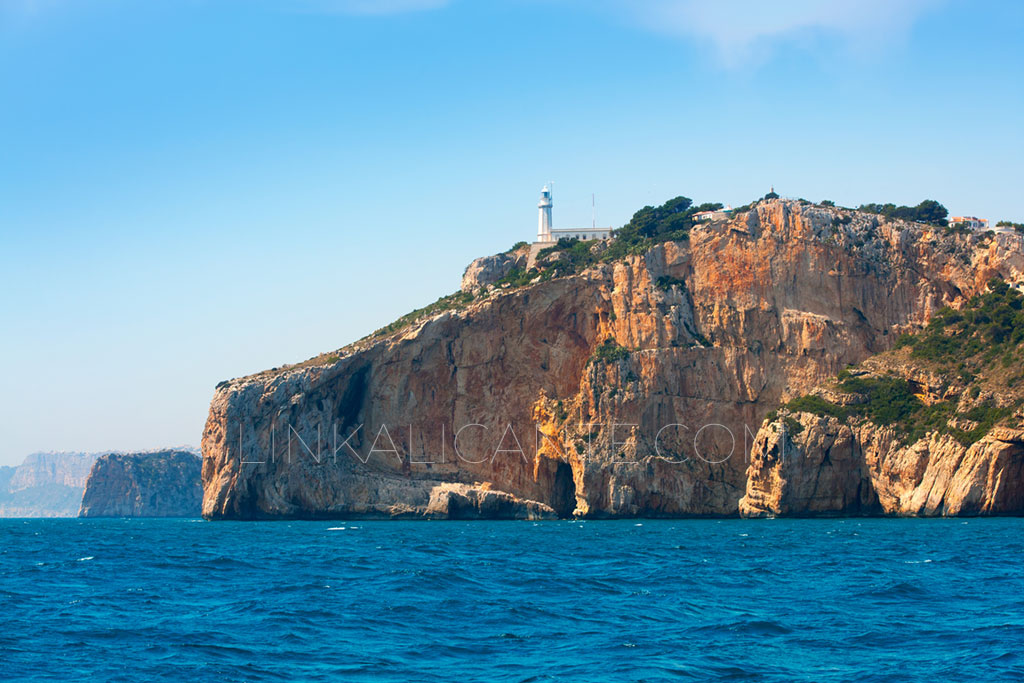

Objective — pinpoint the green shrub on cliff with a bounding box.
[538,238,601,273]
[599,197,723,263]
[834,376,921,427]
[591,337,630,363]
[783,416,804,436]
[495,266,543,288]
[655,275,686,291]
[952,400,1013,444]
[857,199,948,227]
[785,394,847,420]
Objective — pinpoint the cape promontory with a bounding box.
[200,198,1024,519]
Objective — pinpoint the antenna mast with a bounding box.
[592,193,596,229]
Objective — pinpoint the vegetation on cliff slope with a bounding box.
[857,199,948,227]
[368,290,477,339]
[896,279,1024,366]
[777,279,1024,445]
[601,196,724,259]
[784,376,958,445]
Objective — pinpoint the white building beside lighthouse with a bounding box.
[535,185,613,244]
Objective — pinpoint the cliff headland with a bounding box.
[201,197,1024,519]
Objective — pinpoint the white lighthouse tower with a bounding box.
[533,183,613,244]
[537,185,553,243]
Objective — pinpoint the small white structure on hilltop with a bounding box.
[535,185,613,244]
[949,215,990,231]
[693,206,733,222]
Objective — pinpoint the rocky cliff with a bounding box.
[740,413,1024,517]
[201,199,1024,519]
[79,450,203,518]
[0,452,100,517]
[741,280,1024,517]
[461,244,529,293]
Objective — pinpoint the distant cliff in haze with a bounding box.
[0,452,100,517]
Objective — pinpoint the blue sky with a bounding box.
[1,0,1022,464]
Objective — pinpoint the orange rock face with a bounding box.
[740,417,1024,517]
[201,200,1024,519]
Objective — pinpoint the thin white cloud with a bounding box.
[604,0,946,65]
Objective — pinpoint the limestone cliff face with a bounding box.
[740,338,1024,518]
[79,451,203,518]
[741,412,1024,517]
[201,200,1024,520]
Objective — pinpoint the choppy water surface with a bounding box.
[2,518,1024,681]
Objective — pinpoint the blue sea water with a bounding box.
[2,519,1024,682]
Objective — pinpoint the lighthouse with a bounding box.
[533,184,613,244]
[537,185,553,243]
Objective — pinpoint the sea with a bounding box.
[2,518,1023,681]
